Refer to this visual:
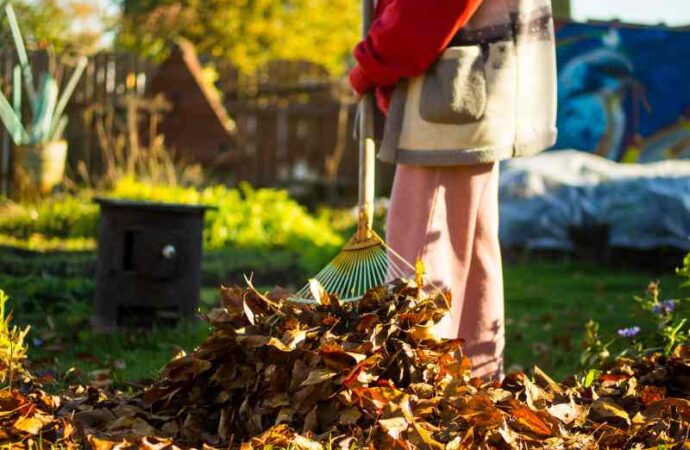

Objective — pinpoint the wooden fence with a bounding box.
[0,50,393,201]
[215,60,394,200]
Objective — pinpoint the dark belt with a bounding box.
[448,7,553,47]
[449,23,515,47]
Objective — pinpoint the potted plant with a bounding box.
[0,3,87,196]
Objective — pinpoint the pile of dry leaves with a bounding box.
[2,279,690,449]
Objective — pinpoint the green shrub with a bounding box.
[0,179,345,275]
[0,290,30,386]
[111,178,344,274]
[0,194,99,239]
[0,234,95,252]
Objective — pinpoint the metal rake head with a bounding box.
[291,230,414,303]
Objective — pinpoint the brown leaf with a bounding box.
[352,387,410,417]
[0,390,31,418]
[13,413,52,435]
[639,385,666,405]
[292,434,325,450]
[87,435,123,450]
[220,285,245,309]
[358,285,388,312]
[235,335,271,348]
[547,401,588,426]
[111,404,141,419]
[338,407,362,426]
[309,279,331,306]
[320,343,366,371]
[140,436,176,450]
[523,375,554,410]
[508,399,558,437]
[378,416,409,439]
[453,394,504,429]
[303,405,319,433]
[162,355,212,382]
[356,314,380,333]
[161,420,179,437]
[281,329,308,350]
[61,419,76,439]
[217,408,230,441]
[106,416,156,436]
[589,397,631,427]
[409,421,444,450]
[74,408,119,429]
[533,366,564,395]
[599,373,631,385]
[243,298,256,325]
[672,344,690,360]
[644,398,690,420]
[300,369,338,387]
[206,307,235,325]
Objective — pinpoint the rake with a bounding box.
[291,0,418,303]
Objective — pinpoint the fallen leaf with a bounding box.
[338,407,362,426]
[292,434,324,450]
[508,400,557,437]
[640,385,666,405]
[309,279,330,306]
[300,369,338,387]
[547,401,588,426]
[13,415,46,435]
[379,416,409,439]
[590,397,631,427]
[243,299,256,325]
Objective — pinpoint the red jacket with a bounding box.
[349,0,485,113]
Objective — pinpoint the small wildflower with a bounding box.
[651,299,676,315]
[617,326,641,339]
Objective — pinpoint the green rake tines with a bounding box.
[293,229,414,303]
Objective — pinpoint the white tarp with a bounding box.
[500,150,690,250]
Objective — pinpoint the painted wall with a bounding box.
[554,22,690,162]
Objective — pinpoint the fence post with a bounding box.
[1,49,14,197]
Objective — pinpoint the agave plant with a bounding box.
[0,3,87,147]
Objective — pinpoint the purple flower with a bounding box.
[651,299,676,315]
[617,326,641,339]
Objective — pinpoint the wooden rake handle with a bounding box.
[357,0,376,239]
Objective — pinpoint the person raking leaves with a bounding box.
[348,0,558,379]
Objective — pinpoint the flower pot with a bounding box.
[13,140,68,195]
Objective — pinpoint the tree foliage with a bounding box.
[118,0,360,74]
[0,0,113,54]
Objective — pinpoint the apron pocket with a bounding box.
[419,45,488,125]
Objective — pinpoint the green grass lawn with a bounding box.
[2,259,685,390]
[503,261,684,379]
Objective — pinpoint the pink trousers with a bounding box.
[386,163,504,379]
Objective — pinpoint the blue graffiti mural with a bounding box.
[555,22,690,162]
